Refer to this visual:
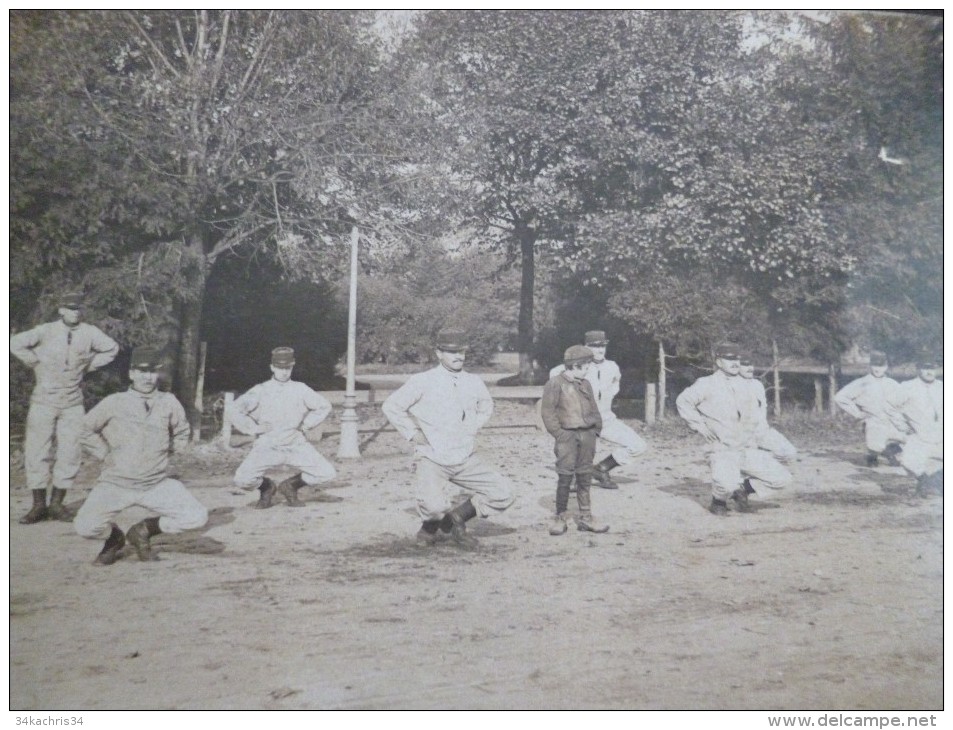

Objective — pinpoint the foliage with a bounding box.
[354,243,519,366]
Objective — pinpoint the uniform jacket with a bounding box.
[229,379,332,449]
[834,373,902,422]
[82,388,190,490]
[382,365,493,466]
[889,378,943,444]
[738,376,771,443]
[540,371,603,437]
[550,359,621,419]
[10,320,119,408]
[675,370,752,449]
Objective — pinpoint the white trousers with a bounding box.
[899,437,942,478]
[864,417,906,453]
[414,454,515,520]
[709,447,792,501]
[234,441,336,489]
[74,478,208,539]
[597,414,647,466]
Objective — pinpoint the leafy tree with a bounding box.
[10,10,405,427]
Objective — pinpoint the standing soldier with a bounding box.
[382,328,515,549]
[889,357,943,495]
[74,346,208,565]
[229,347,337,508]
[834,351,905,467]
[549,330,647,489]
[10,291,119,524]
[676,343,792,516]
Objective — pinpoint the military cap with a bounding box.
[130,346,162,371]
[59,292,85,310]
[916,356,938,370]
[564,344,594,366]
[739,354,754,367]
[713,342,741,360]
[435,329,468,352]
[584,330,609,346]
[271,347,296,367]
[868,351,888,367]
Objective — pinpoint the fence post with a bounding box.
[220,392,234,448]
[828,364,838,418]
[813,376,824,413]
[645,383,657,426]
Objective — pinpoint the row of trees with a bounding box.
[11,11,942,426]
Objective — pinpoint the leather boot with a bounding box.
[416,519,441,547]
[19,489,48,524]
[731,479,753,512]
[444,499,479,550]
[94,523,126,566]
[882,442,903,467]
[549,513,568,536]
[46,488,73,522]
[575,474,609,533]
[254,477,277,509]
[593,455,620,489]
[278,473,307,507]
[126,517,161,562]
[865,451,879,467]
[709,498,729,516]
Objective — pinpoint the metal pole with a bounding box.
[337,227,361,458]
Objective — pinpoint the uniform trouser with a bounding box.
[863,417,906,453]
[597,415,647,466]
[414,453,515,520]
[709,447,792,501]
[24,401,84,492]
[234,441,336,489]
[554,427,598,476]
[759,428,798,461]
[898,436,943,478]
[74,478,208,539]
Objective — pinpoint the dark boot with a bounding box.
[916,470,943,497]
[865,451,879,467]
[882,442,903,467]
[46,488,73,522]
[550,474,574,535]
[593,455,620,489]
[278,473,307,507]
[254,477,277,509]
[575,474,609,533]
[126,517,161,562]
[731,479,753,512]
[416,519,441,547]
[19,489,48,524]
[444,499,479,550]
[708,498,729,516]
[94,523,126,566]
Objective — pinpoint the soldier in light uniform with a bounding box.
[676,343,792,516]
[834,351,905,467]
[888,358,943,495]
[382,329,515,549]
[548,330,647,489]
[75,346,208,565]
[10,291,119,524]
[733,353,798,509]
[228,347,337,508]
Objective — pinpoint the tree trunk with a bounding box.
[658,341,667,420]
[174,232,208,436]
[772,338,781,418]
[516,223,537,384]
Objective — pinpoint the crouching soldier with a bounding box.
[74,347,208,565]
[229,347,337,508]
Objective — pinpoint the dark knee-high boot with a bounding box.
[19,489,48,524]
[46,488,73,522]
[593,455,620,489]
[442,499,479,550]
[126,517,161,562]
[254,477,277,509]
[94,523,126,566]
[575,473,609,533]
[278,473,307,507]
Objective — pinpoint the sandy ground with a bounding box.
[8,401,943,710]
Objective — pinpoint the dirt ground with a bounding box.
[8,401,943,710]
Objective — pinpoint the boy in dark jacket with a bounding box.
[540,345,609,535]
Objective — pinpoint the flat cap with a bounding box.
[271,347,296,367]
[435,328,468,352]
[59,292,85,309]
[130,346,162,371]
[713,342,741,360]
[564,344,594,366]
[584,330,609,346]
